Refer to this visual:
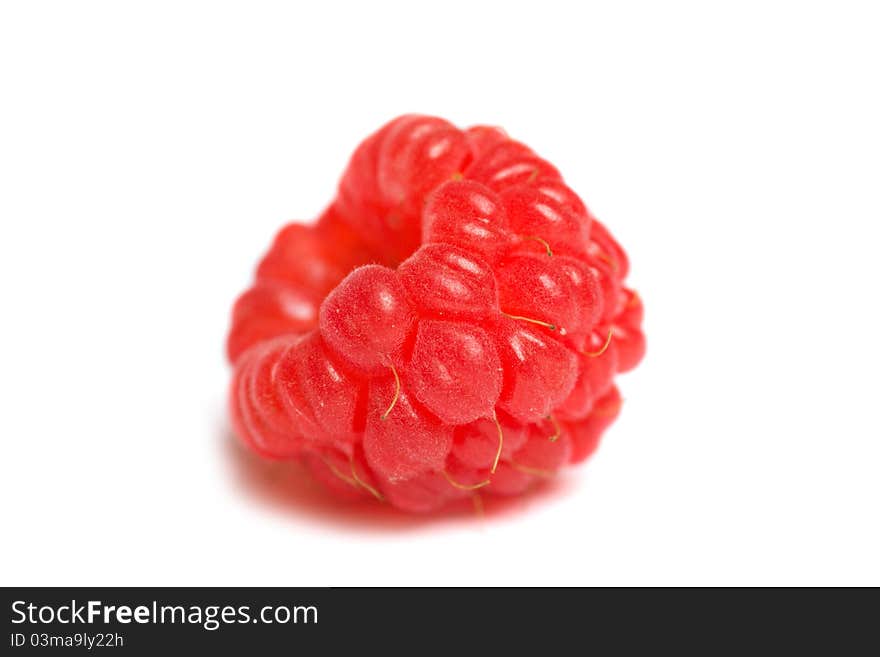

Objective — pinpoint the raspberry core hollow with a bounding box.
[227,115,645,513]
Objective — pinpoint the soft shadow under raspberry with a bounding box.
[221,426,574,532]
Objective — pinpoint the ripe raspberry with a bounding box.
[227,115,645,513]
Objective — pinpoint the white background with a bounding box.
[2,1,878,586]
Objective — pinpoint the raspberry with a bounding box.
[227,115,645,513]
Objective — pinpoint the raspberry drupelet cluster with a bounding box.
[227,115,645,513]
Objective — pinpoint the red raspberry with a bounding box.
[227,115,645,513]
